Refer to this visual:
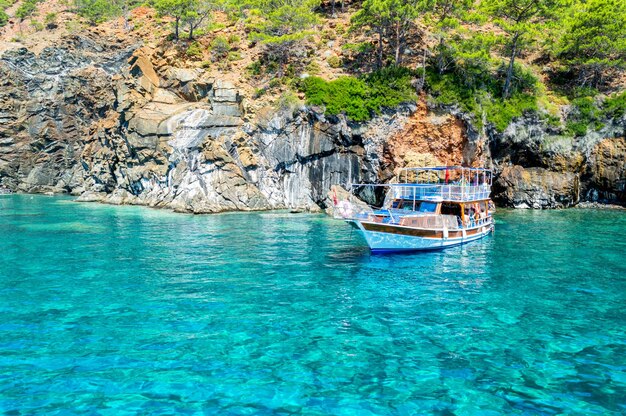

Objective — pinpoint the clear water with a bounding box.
[1,195,625,415]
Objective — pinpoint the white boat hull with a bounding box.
[349,220,493,253]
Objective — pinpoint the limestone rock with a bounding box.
[493,165,579,209]
[2,32,624,214]
[584,138,626,204]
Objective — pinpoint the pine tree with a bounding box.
[351,0,424,68]
[424,0,472,74]
[154,0,212,40]
[557,0,626,87]
[74,0,120,24]
[484,0,560,98]
[182,0,212,40]
[249,0,320,75]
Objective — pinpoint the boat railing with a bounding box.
[398,166,492,186]
[464,215,492,229]
[391,183,491,202]
[348,183,491,203]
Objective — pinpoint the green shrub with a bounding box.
[484,94,538,132]
[211,35,230,60]
[254,87,266,98]
[246,61,263,76]
[186,41,203,58]
[320,29,336,41]
[29,19,43,31]
[566,96,604,136]
[327,55,342,68]
[571,96,595,119]
[277,90,302,111]
[301,76,371,121]
[425,69,481,116]
[602,91,626,119]
[228,34,241,44]
[266,61,279,74]
[44,12,58,29]
[206,21,225,32]
[15,0,41,21]
[65,19,82,33]
[570,86,598,99]
[565,120,589,137]
[342,42,374,54]
[425,64,541,132]
[193,28,207,37]
[268,78,282,89]
[74,0,119,24]
[0,10,8,28]
[201,60,211,69]
[228,51,242,61]
[299,66,417,122]
[305,61,321,75]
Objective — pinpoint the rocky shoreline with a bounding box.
[0,34,624,213]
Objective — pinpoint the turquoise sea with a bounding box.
[1,195,625,415]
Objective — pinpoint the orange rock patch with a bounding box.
[382,98,482,178]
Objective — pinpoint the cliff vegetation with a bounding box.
[2,0,625,132]
[0,0,624,209]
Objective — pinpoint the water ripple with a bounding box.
[0,196,625,414]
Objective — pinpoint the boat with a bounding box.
[333,166,495,253]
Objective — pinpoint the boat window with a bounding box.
[418,202,438,213]
[479,201,488,217]
[440,203,461,217]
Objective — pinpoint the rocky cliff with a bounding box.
[0,33,624,211]
[488,113,625,208]
[0,35,414,212]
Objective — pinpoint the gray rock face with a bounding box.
[493,165,580,209]
[0,35,136,194]
[487,112,626,208]
[0,39,413,212]
[0,34,623,211]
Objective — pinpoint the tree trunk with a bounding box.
[175,17,180,40]
[592,64,602,88]
[436,37,445,74]
[189,22,194,40]
[377,29,384,69]
[503,33,519,99]
[394,22,401,65]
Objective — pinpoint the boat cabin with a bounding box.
[384,198,490,228]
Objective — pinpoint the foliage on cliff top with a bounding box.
[564,91,626,136]
[425,58,540,132]
[299,66,416,122]
[3,0,625,135]
[0,10,8,27]
[0,0,11,26]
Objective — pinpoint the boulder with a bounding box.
[584,137,626,204]
[494,165,579,209]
